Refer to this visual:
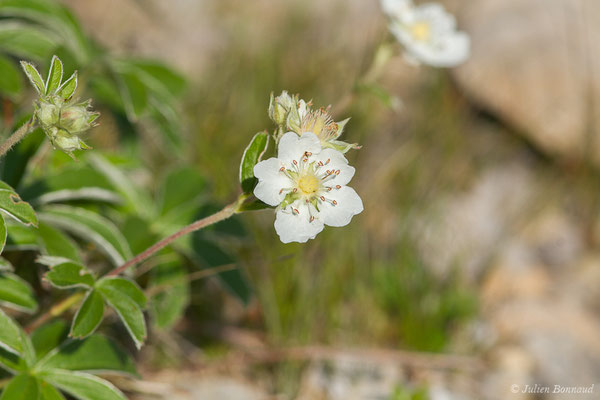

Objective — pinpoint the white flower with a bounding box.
[380,0,413,18]
[253,132,363,243]
[385,2,470,67]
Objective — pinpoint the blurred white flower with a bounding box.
[384,2,470,67]
[253,132,363,243]
[380,0,413,17]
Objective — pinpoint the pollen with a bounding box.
[298,174,320,195]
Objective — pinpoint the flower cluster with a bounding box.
[22,56,99,158]
[381,0,470,67]
[255,92,363,243]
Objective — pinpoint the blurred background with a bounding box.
[2,0,600,399]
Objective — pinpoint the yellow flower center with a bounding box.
[297,174,320,195]
[410,22,430,42]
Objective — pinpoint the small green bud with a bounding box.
[269,91,298,127]
[61,103,98,134]
[37,102,60,128]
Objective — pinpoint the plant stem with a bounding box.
[25,197,245,332]
[25,291,84,333]
[0,118,34,158]
[107,199,240,277]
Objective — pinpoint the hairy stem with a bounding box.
[0,118,34,158]
[107,199,240,277]
[25,198,244,333]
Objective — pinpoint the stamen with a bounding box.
[335,170,341,175]
[279,166,285,172]
[310,216,315,223]
[335,185,341,189]
[293,160,298,166]
[293,208,299,215]
[320,196,325,201]
[332,200,337,206]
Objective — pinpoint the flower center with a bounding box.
[297,174,320,195]
[410,22,430,41]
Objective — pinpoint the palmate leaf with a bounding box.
[96,278,147,349]
[0,373,39,400]
[43,261,94,290]
[70,290,104,339]
[36,335,137,377]
[239,131,269,193]
[0,272,37,312]
[39,206,132,266]
[38,370,126,400]
[44,55,62,95]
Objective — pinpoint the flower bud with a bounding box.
[37,101,60,129]
[269,91,297,127]
[61,103,97,134]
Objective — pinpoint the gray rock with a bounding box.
[454,0,600,165]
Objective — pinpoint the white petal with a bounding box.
[312,148,356,186]
[411,32,470,67]
[278,132,321,162]
[253,158,291,206]
[381,0,413,17]
[274,202,324,243]
[320,186,364,227]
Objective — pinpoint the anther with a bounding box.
[310,216,315,223]
[332,200,338,206]
[335,170,340,175]
[336,185,341,189]
[280,167,285,172]
[293,160,298,166]
[320,196,325,201]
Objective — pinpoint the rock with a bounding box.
[414,163,535,280]
[453,0,600,165]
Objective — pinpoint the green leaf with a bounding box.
[37,222,81,263]
[96,277,146,308]
[43,261,94,289]
[0,309,23,356]
[39,206,132,266]
[5,223,38,251]
[56,71,76,100]
[190,236,251,305]
[96,278,147,349]
[34,188,122,206]
[44,55,62,95]
[38,370,126,400]
[0,257,13,272]
[159,167,206,216]
[118,72,148,120]
[239,131,269,193]
[0,374,39,400]
[0,23,58,62]
[112,59,186,99]
[0,214,7,254]
[0,347,27,374]
[0,0,91,63]
[36,335,137,376]
[86,154,151,215]
[19,62,44,94]
[70,290,104,339]
[0,186,38,226]
[236,198,272,212]
[0,55,22,98]
[0,272,37,312]
[31,321,68,360]
[150,259,189,329]
[39,381,65,400]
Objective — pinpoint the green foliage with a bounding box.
[70,291,104,339]
[43,260,95,289]
[0,272,37,312]
[239,131,269,193]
